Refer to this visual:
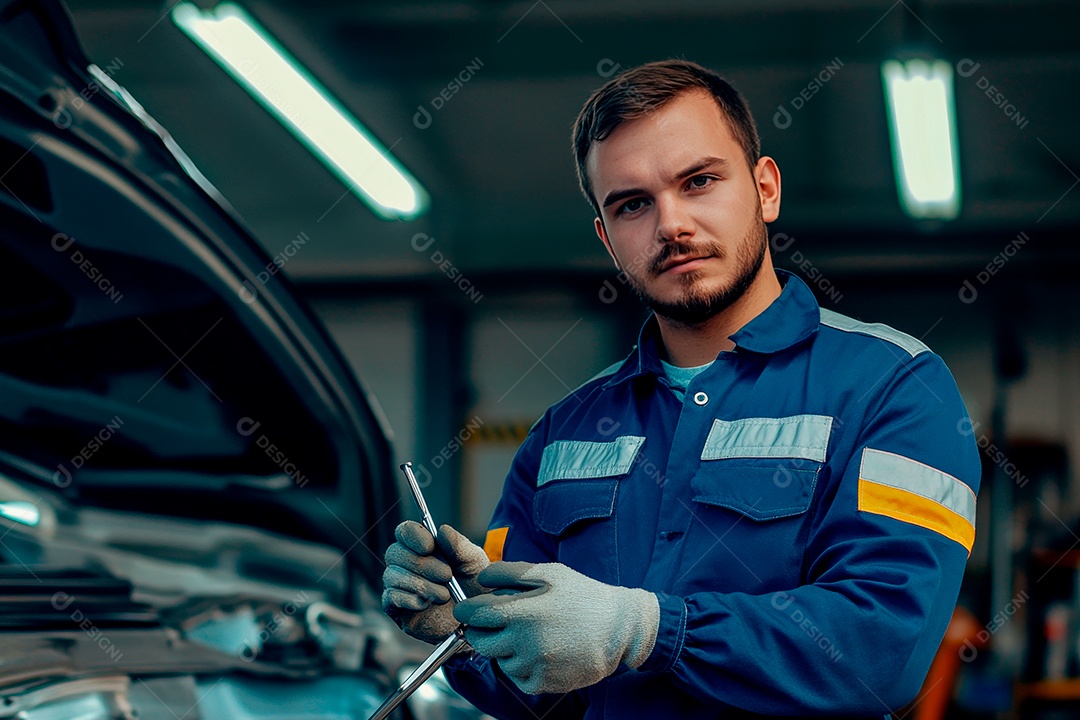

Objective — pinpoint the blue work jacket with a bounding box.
[444,269,980,719]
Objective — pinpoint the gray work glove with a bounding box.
[382,521,490,644]
[453,561,660,694]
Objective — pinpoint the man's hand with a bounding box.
[382,521,490,644]
[453,561,660,694]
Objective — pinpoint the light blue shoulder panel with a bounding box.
[819,308,930,358]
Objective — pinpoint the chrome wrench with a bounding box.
[367,462,471,720]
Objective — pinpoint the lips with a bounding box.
[658,254,710,274]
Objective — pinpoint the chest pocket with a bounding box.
[533,435,645,534]
[692,414,833,520]
[681,415,833,592]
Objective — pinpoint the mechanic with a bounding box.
[381,59,980,719]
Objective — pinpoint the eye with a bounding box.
[616,198,648,216]
[687,175,716,190]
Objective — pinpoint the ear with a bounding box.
[754,156,781,223]
[594,216,621,270]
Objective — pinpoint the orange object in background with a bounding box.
[903,607,988,720]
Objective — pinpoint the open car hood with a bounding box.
[0,0,401,591]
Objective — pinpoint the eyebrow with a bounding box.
[601,156,729,209]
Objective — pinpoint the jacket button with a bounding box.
[693,391,709,406]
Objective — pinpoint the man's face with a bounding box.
[588,90,780,325]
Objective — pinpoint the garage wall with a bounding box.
[311,296,419,476]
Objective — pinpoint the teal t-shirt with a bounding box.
[660,359,713,401]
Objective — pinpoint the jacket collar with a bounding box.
[603,269,820,388]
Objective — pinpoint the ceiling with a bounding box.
[63,0,1080,282]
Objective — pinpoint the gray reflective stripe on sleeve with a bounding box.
[701,415,833,462]
[860,448,976,527]
[537,436,646,486]
[819,308,930,358]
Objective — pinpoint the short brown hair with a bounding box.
[572,59,761,215]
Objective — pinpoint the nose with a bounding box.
[654,193,695,243]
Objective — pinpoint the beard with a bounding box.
[621,210,769,326]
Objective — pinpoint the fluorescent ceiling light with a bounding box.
[173,2,428,221]
[882,59,961,220]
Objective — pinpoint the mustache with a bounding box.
[648,241,725,275]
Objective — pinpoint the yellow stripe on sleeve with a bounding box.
[858,478,975,553]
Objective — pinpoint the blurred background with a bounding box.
[60,0,1080,716]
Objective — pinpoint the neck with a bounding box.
[657,268,782,366]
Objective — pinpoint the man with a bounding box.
[382,59,980,718]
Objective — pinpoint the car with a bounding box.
[0,1,486,717]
